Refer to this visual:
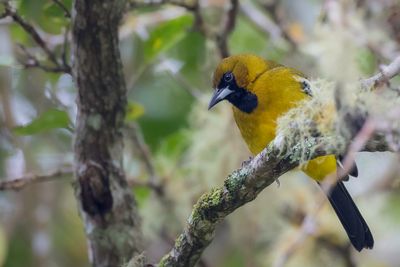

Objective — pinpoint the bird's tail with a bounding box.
[325,181,374,251]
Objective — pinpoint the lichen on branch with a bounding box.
[158,71,399,267]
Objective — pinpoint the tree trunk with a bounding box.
[71,1,142,266]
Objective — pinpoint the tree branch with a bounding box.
[0,168,73,191]
[362,55,400,89]
[129,0,197,11]
[158,133,390,267]
[0,166,158,193]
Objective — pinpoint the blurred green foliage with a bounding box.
[144,15,194,63]
[13,109,70,135]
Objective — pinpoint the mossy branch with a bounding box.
[158,134,390,267]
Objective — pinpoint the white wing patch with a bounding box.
[294,76,312,96]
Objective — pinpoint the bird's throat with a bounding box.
[227,87,258,113]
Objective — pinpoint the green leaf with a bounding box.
[47,73,62,86]
[43,2,65,17]
[9,24,30,45]
[126,101,145,121]
[18,0,47,21]
[38,3,69,34]
[133,186,151,207]
[143,15,194,62]
[13,109,70,135]
[356,48,376,75]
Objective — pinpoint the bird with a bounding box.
[208,54,374,251]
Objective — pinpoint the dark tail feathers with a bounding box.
[325,181,374,251]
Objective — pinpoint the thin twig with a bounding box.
[3,3,71,74]
[129,0,197,11]
[125,123,168,197]
[0,167,73,191]
[362,55,400,89]
[4,3,58,65]
[215,0,239,58]
[0,166,162,193]
[127,124,157,183]
[262,1,298,47]
[17,43,70,73]
[61,24,70,70]
[52,0,71,18]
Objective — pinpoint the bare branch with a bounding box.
[0,165,162,193]
[0,167,73,191]
[215,0,239,58]
[129,0,197,11]
[362,55,400,89]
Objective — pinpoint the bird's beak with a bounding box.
[208,86,234,110]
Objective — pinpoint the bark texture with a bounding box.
[71,1,142,266]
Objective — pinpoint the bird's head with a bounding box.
[208,54,272,113]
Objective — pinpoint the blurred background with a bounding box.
[1,0,400,266]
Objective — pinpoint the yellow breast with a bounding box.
[232,66,336,181]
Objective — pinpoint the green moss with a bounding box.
[207,188,223,206]
[158,256,169,267]
[224,171,245,193]
[195,188,223,210]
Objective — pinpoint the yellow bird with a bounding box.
[208,54,373,251]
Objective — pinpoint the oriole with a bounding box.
[208,54,374,251]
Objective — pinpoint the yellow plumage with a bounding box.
[208,54,374,251]
[213,54,336,181]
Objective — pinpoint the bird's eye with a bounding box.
[224,72,233,83]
